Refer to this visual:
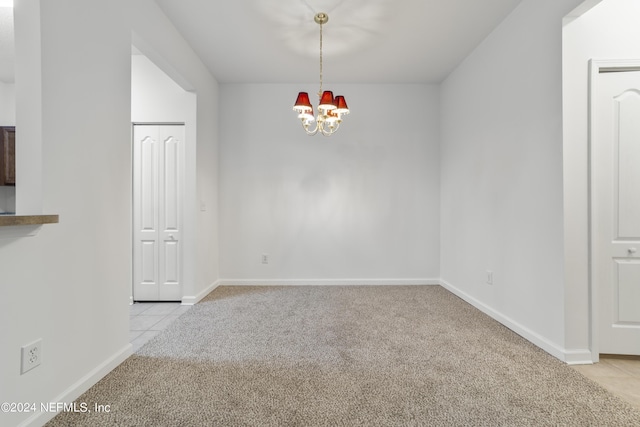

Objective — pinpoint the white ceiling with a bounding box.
[0,0,523,85]
[154,0,523,84]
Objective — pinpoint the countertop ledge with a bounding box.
[0,214,59,226]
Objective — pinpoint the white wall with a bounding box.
[13,0,42,216]
[0,2,131,426]
[132,54,195,122]
[563,0,640,360]
[0,72,16,213]
[0,1,219,426]
[440,0,584,360]
[219,84,440,283]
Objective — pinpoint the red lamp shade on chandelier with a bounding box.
[292,13,350,136]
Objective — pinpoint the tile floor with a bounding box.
[130,304,640,412]
[129,302,192,352]
[572,355,640,410]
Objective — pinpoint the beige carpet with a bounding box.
[48,286,640,426]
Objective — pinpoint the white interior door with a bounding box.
[593,68,640,355]
[133,124,184,301]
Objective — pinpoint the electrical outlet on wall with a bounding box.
[21,339,42,374]
[261,253,269,264]
[486,270,494,285]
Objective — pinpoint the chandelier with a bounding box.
[293,12,350,136]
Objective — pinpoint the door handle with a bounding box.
[168,234,175,240]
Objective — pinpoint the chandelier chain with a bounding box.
[319,20,323,99]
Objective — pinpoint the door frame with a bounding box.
[131,122,186,302]
[588,59,640,361]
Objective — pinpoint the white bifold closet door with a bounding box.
[593,70,640,355]
[133,124,184,301]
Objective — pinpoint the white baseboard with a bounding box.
[564,349,595,365]
[218,278,440,286]
[439,279,568,362]
[19,344,132,427]
[182,280,220,305]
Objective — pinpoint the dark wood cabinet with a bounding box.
[0,126,15,186]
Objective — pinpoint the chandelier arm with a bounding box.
[302,120,319,136]
[319,121,338,137]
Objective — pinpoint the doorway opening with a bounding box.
[130,46,197,305]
